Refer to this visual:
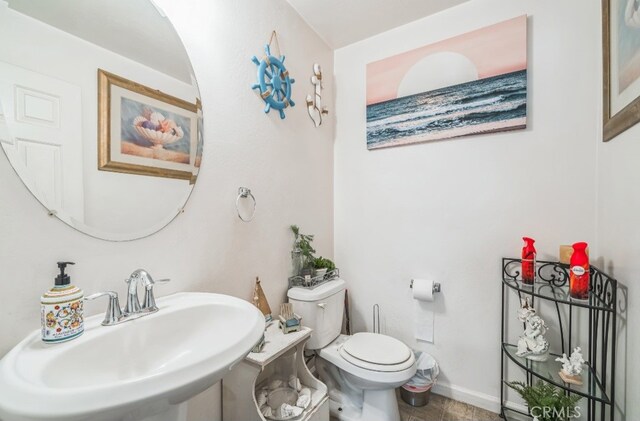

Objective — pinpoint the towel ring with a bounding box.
[236,187,256,222]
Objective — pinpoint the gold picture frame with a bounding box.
[98,69,201,180]
[602,0,640,141]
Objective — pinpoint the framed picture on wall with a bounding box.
[603,0,640,141]
[98,69,201,181]
[366,15,527,150]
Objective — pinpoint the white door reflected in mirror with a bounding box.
[0,0,203,241]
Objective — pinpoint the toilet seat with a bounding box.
[338,333,414,372]
[318,334,416,388]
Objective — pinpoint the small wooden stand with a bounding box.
[559,371,583,385]
[223,323,328,421]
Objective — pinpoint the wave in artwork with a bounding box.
[367,70,527,149]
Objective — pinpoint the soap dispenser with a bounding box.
[41,262,84,343]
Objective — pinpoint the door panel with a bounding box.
[0,61,84,223]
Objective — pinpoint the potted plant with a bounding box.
[290,225,316,277]
[313,256,335,278]
[506,381,581,421]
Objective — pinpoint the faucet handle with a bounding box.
[142,278,170,312]
[147,278,171,288]
[85,291,124,326]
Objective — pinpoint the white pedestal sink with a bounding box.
[0,292,265,421]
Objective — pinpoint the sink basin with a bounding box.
[0,292,265,421]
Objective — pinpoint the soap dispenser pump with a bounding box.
[41,262,84,343]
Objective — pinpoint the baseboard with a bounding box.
[432,382,527,414]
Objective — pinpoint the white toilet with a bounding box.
[288,279,416,421]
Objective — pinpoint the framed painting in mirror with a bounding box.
[603,0,640,141]
[98,69,201,181]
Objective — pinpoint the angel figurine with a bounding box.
[556,347,585,385]
[516,298,550,361]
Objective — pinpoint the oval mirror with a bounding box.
[0,0,202,241]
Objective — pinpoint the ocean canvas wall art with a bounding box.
[366,15,528,150]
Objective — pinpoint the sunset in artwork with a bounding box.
[366,15,528,149]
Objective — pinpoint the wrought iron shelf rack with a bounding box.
[500,258,617,421]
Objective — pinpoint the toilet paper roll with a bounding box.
[413,279,435,343]
[412,279,435,302]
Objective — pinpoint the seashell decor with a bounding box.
[133,110,184,148]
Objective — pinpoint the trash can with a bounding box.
[400,351,439,407]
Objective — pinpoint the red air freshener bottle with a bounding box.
[569,242,589,300]
[521,237,536,285]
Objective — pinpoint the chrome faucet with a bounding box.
[124,269,170,314]
[85,269,170,326]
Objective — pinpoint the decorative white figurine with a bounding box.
[516,298,550,361]
[556,347,585,385]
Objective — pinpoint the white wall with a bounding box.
[0,0,334,419]
[596,114,640,420]
[334,0,600,412]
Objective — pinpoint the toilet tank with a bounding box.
[287,279,346,350]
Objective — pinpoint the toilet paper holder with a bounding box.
[410,280,442,293]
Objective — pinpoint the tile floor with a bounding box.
[397,391,503,421]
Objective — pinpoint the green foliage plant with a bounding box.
[290,225,316,270]
[507,381,581,421]
[313,256,335,271]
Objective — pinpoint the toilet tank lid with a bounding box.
[287,279,346,302]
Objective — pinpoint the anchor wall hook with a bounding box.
[306,63,329,127]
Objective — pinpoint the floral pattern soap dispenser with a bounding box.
[41,262,84,343]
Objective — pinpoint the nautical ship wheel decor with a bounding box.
[251,32,295,119]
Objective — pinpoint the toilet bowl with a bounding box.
[288,279,416,421]
[317,334,415,421]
